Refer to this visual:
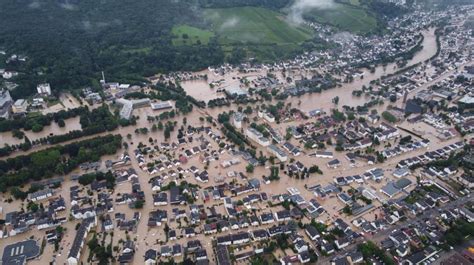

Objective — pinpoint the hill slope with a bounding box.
[0,0,222,97]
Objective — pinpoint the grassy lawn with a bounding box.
[204,7,312,45]
[171,25,215,46]
[304,3,377,34]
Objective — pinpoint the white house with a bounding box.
[37,83,52,96]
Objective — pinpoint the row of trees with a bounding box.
[0,134,122,192]
[1,0,225,98]
[78,171,116,190]
[0,105,127,157]
[0,106,89,132]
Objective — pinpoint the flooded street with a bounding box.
[0,25,466,265]
[0,116,82,146]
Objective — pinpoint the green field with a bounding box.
[204,7,312,45]
[304,3,378,34]
[172,25,215,46]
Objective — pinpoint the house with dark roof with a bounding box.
[274,210,292,222]
[252,229,269,241]
[215,245,231,265]
[67,217,97,265]
[170,187,185,205]
[186,240,201,253]
[144,249,157,265]
[196,248,207,260]
[153,192,168,206]
[305,225,321,241]
[327,159,342,168]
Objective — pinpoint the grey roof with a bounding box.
[68,217,95,259]
[381,182,400,197]
[2,240,40,265]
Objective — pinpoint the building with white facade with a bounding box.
[246,127,270,147]
[37,83,52,96]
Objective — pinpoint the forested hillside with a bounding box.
[0,0,412,98]
[0,0,224,98]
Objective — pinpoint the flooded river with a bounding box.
[182,27,438,116]
[0,28,438,156]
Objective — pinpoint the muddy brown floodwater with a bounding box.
[0,28,437,155]
[0,27,451,265]
[182,28,438,116]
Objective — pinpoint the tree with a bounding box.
[31,149,61,172]
[347,112,355,120]
[246,164,254,173]
[332,96,339,105]
[11,187,27,200]
[134,200,145,209]
[308,165,322,174]
[78,173,97,186]
[244,106,253,115]
[27,201,39,212]
[358,241,395,265]
[342,205,352,215]
[382,111,397,123]
[12,129,25,139]
[31,124,43,132]
[57,119,66,127]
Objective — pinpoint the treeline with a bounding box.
[152,83,205,114]
[0,105,128,157]
[80,105,119,131]
[198,0,290,9]
[0,106,89,132]
[207,98,231,108]
[0,134,122,192]
[425,27,443,63]
[217,112,250,148]
[78,171,115,190]
[442,220,474,248]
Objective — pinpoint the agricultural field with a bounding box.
[204,7,312,45]
[304,3,378,34]
[171,25,215,46]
